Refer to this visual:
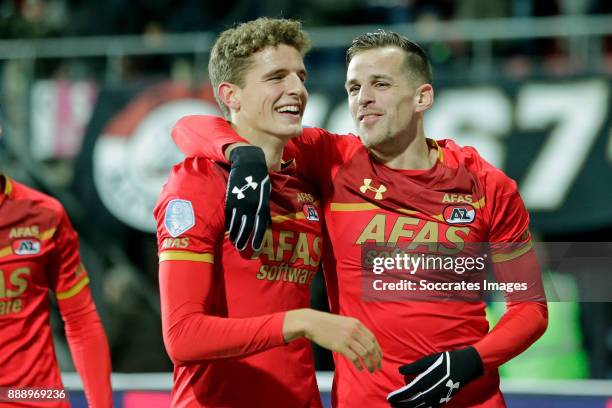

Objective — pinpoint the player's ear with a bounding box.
[414,84,433,113]
[218,82,241,112]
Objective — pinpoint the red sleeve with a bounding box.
[47,207,112,407]
[154,159,287,365]
[48,208,90,300]
[172,115,246,163]
[485,172,530,245]
[473,169,548,371]
[473,252,548,371]
[58,287,113,408]
[171,115,361,190]
[159,260,286,365]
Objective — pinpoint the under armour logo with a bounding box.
[232,176,258,199]
[439,379,460,404]
[359,178,387,200]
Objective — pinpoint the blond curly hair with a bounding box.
[209,18,311,118]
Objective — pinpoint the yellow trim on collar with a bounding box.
[426,139,444,163]
[1,174,12,197]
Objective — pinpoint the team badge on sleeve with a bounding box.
[164,199,195,237]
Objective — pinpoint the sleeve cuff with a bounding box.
[271,311,288,346]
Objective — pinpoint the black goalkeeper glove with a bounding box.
[225,146,271,251]
[387,346,484,408]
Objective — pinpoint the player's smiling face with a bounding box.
[346,46,422,149]
[232,44,308,141]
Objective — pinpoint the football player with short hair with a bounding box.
[173,30,548,408]
[155,18,382,408]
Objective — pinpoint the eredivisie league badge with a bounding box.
[164,199,195,237]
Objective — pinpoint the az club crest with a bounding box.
[303,204,319,222]
[164,199,195,237]
[12,239,41,255]
[444,205,475,224]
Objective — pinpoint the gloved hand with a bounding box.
[225,146,271,251]
[387,346,484,408]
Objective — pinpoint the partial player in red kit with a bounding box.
[173,31,548,408]
[155,18,381,408]
[0,174,112,408]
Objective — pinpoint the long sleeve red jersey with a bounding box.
[154,153,324,407]
[0,174,112,408]
[172,116,548,408]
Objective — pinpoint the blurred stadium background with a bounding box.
[1,0,612,407]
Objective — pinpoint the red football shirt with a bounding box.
[172,116,548,408]
[155,155,324,407]
[0,174,112,408]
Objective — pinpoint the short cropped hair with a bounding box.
[209,17,311,118]
[346,30,432,86]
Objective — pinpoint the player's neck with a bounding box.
[230,122,286,171]
[369,121,436,170]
